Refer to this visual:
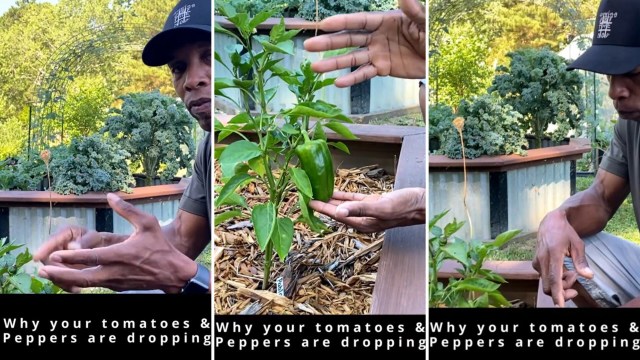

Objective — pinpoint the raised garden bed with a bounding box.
[429,137,591,241]
[215,119,426,314]
[0,180,188,254]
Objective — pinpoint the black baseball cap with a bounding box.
[142,0,211,67]
[567,0,640,75]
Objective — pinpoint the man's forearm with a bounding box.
[551,186,614,237]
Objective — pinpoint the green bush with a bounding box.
[439,93,528,159]
[428,103,455,153]
[102,91,195,186]
[489,47,584,148]
[49,134,134,195]
[216,0,396,20]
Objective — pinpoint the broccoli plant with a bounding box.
[214,3,356,290]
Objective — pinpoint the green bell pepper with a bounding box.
[295,139,334,202]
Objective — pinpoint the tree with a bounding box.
[429,22,493,110]
[102,91,195,186]
[489,48,584,148]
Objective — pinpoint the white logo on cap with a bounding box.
[597,11,617,39]
[174,4,196,27]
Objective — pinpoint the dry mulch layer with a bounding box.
[214,164,394,315]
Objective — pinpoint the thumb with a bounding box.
[399,0,425,30]
[107,193,151,232]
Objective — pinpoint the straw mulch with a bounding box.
[213,164,394,315]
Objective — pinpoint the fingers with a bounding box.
[548,249,567,307]
[49,246,120,267]
[34,226,86,262]
[310,49,372,74]
[304,32,370,52]
[568,234,594,279]
[328,191,369,202]
[308,199,338,217]
[334,64,378,88]
[107,193,158,233]
[398,0,426,31]
[318,12,386,32]
[39,265,102,291]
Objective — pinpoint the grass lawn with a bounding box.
[488,174,640,260]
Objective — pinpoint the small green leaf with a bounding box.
[252,203,276,251]
[30,277,45,294]
[9,273,32,294]
[219,140,262,178]
[429,210,449,229]
[324,121,357,140]
[247,157,266,177]
[443,240,469,265]
[314,122,327,140]
[218,192,247,208]
[281,124,299,135]
[215,173,253,208]
[328,141,350,154]
[215,211,243,226]
[488,290,512,307]
[271,217,294,261]
[453,277,501,293]
[249,9,278,30]
[489,229,522,249]
[290,167,313,198]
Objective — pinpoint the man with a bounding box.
[534,0,640,307]
[303,0,426,233]
[33,0,211,294]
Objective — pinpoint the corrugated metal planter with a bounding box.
[214,16,420,117]
[0,181,187,255]
[429,138,591,241]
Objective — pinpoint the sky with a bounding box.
[0,0,59,16]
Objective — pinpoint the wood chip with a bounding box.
[214,164,393,315]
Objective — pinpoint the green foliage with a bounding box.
[216,0,396,20]
[0,149,47,191]
[429,22,494,109]
[489,47,585,148]
[482,1,573,68]
[427,103,455,153]
[102,91,195,185]
[0,0,177,156]
[0,104,29,160]
[0,238,63,294]
[439,94,528,159]
[49,134,134,195]
[295,0,396,21]
[215,5,355,290]
[429,210,521,308]
[63,75,114,139]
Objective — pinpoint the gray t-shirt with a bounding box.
[179,132,211,224]
[599,119,640,224]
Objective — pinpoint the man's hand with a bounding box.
[308,187,425,233]
[303,0,425,87]
[533,210,595,307]
[34,226,127,265]
[36,193,197,294]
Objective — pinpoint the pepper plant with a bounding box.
[214,4,357,290]
[429,210,521,307]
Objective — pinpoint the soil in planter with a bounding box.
[214,164,394,315]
